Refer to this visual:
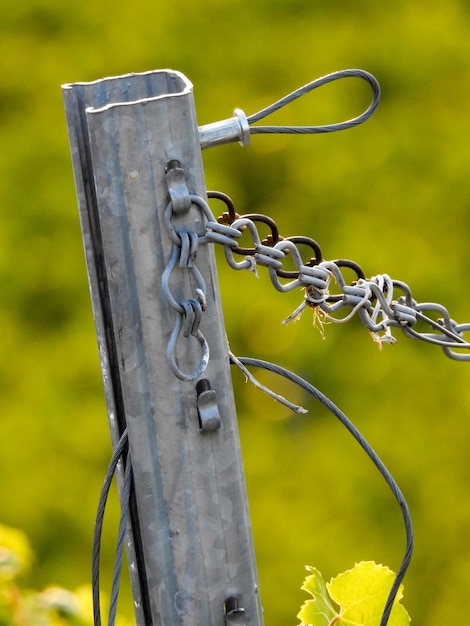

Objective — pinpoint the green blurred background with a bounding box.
[1,0,470,623]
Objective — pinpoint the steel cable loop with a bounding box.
[230,356,413,626]
[246,69,381,135]
[204,193,470,359]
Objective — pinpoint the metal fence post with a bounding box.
[62,70,264,626]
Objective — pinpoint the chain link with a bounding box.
[205,191,470,361]
[160,176,469,366]
[162,166,211,381]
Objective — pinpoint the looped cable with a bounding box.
[198,69,380,148]
[247,68,380,135]
[230,356,414,626]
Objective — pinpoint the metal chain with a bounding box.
[160,170,470,363]
[162,163,212,381]
[203,191,470,361]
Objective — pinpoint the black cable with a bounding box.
[92,358,413,626]
[92,429,129,626]
[232,356,413,626]
[108,455,133,626]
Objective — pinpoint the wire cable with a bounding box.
[108,455,132,626]
[247,69,381,135]
[92,429,130,626]
[231,356,413,626]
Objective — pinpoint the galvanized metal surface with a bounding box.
[199,109,251,149]
[63,70,263,626]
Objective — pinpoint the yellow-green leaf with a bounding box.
[297,566,338,626]
[298,562,410,626]
[327,562,410,626]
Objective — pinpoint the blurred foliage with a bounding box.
[1,0,470,625]
[0,522,131,626]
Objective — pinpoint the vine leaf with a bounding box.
[297,561,411,626]
[297,566,337,625]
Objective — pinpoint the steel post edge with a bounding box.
[62,70,263,626]
[62,72,150,626]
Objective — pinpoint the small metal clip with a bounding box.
[196,379,221,432]
[165,159,192,214]
[224,596,246,626]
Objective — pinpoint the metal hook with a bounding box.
[167,315,210,382]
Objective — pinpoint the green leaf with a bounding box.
[328,562,410,626]
[298,562,411,626]
[297,566,338,626]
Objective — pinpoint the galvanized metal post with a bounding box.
[62,70,263,626]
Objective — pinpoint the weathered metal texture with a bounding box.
[62,70,263,626]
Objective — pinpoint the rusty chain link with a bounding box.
[204,191,470,361]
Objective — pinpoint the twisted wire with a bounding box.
[206,192,470,360]
[92,429,131,626]
[232,356,413,626]
[108,456,132,626]
[247,69,381,135]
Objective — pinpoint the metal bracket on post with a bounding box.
[63,70,263,626]
[165,159,192,214]
[199,109,251,149]
[196,379,221,432]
